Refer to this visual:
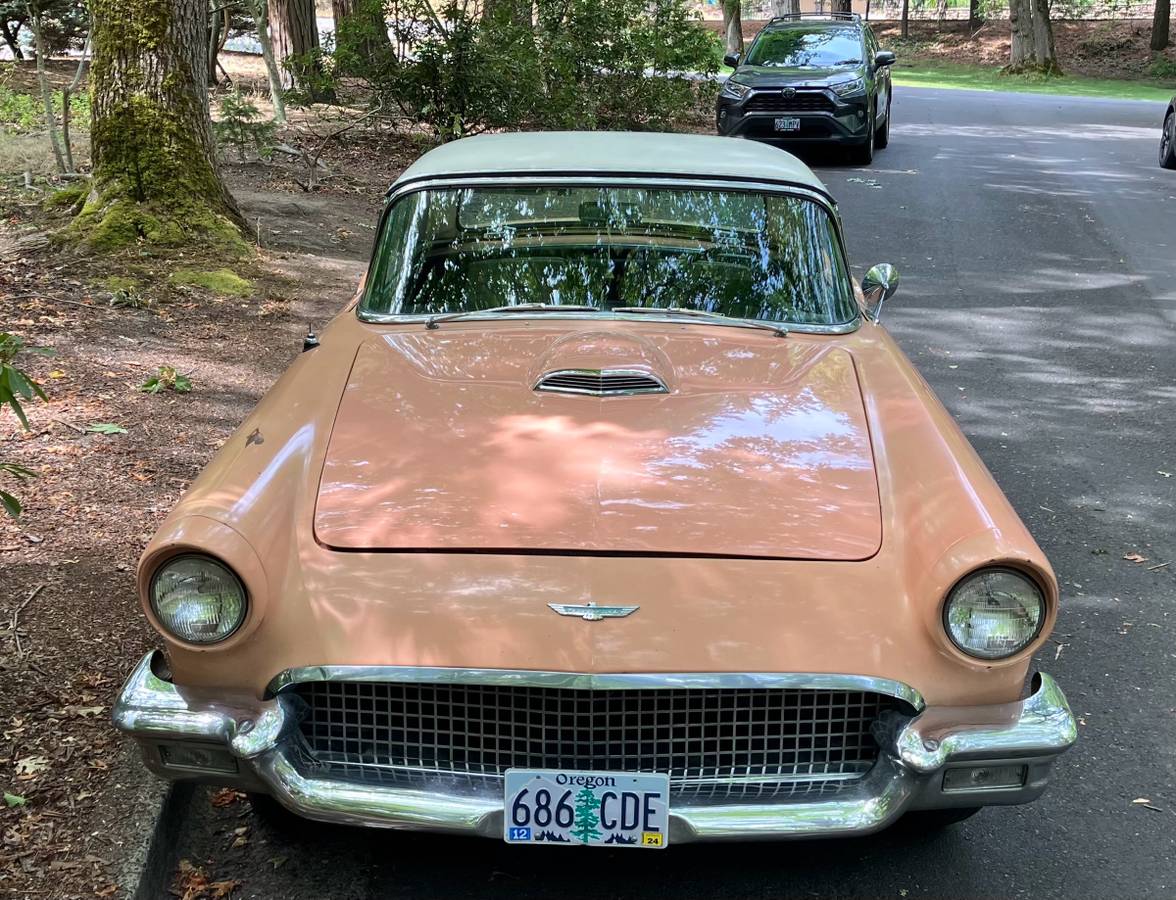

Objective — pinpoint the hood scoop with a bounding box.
[535,368,668,397]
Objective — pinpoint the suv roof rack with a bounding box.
[767,12,863,24]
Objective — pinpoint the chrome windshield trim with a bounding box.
[367,312,862,336]
[264,666,925,710]
[360,175,862,337]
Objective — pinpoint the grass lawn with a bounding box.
[891,61,1175,102]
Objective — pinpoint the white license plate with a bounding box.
[503,769,670,848]
[774,116,801,132]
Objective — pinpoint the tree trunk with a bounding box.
[332,0,391,65]
[901,0,909,38]
[26,4,67,175]
[969,0,982,26]
[1030,0,1058,70]
[0,20,25,59]
[268,0,324,92]
[77,0,245,251]
[768,0,800,15]
[247,0,289,122]
[1007,0,1036,68]
[721,0,742,57]
[1152,0,1170,51]
[833,0,852,13]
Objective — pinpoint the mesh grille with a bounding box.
[745,92,837,114]
[535,370,667,396]
[290,682,903,801]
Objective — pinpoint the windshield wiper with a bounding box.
[425,304,601,329]
[611,306,788,337]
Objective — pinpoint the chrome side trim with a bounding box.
[264,663,926,710]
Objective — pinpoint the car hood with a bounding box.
[733,65,863,88]
[314,324,882,560]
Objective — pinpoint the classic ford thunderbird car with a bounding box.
[114,132,1076,846]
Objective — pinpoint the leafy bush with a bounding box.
[0,85,91,133]
[0,0,87,59]
[1148,56,1176,80]
[326,0,717,139]
[213,89,278,161]
[140,366,192,395]
[0,333,50,518]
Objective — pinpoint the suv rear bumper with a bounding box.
[113,652,1077,842]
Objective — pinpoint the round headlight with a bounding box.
[943,568,1045,660]
[149,555,248,644]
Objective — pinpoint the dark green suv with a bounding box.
[716,13,895,165]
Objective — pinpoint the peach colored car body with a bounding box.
[114,132,1075,842]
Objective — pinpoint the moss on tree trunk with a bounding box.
[73,0,247,253]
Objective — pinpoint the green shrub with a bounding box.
[0,86,91,133]
[324,0,718,140]
[1148,56,1176,80]
[213,89,278,161]
[0,333,51,518]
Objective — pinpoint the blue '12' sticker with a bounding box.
[508,826,532,841]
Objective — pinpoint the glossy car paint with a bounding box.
[315,331,882,559]
[133,133,1058,721]
[138,310,1056,708]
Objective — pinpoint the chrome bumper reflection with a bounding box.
[112,653,1077,842]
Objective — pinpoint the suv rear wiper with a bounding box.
[425,304,601,330]
[611,306,788,338]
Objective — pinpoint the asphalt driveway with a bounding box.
[166,87,1176,898]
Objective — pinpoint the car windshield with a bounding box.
[744,27,863,68]
[360,184,857,327]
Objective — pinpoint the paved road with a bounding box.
[170,88,1176,898]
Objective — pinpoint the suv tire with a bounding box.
[1162,110,1176,170]
[850,108,875,165]
[875,98,891,149]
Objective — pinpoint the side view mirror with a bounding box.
[861,263,899,321]
[874,50,896,68]
[723,52,740,69]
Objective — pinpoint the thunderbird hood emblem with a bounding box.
[548,602,639,621]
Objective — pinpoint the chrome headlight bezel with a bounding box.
[148,553,249,645]
[831,76,867,97]
[720,79,752,101]
[942,567,1047,661]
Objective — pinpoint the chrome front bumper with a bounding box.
[113,652,1077,842]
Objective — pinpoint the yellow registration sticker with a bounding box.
[641,832,664,847]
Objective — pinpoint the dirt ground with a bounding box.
[711,17,1176,80]
[0,71,420,896]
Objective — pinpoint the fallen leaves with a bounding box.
[4,791,27,806]
[210,788,245,808]
[1123,552,1148,563]
[86,422,127,435]
[14,756,48,778]
[174,858,242,900]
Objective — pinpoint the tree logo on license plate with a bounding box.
[571,788,602,844]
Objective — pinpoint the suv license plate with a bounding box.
[774,116,801,132]
[503,769,670,848]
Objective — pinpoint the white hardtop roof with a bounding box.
[391,131,830,195]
